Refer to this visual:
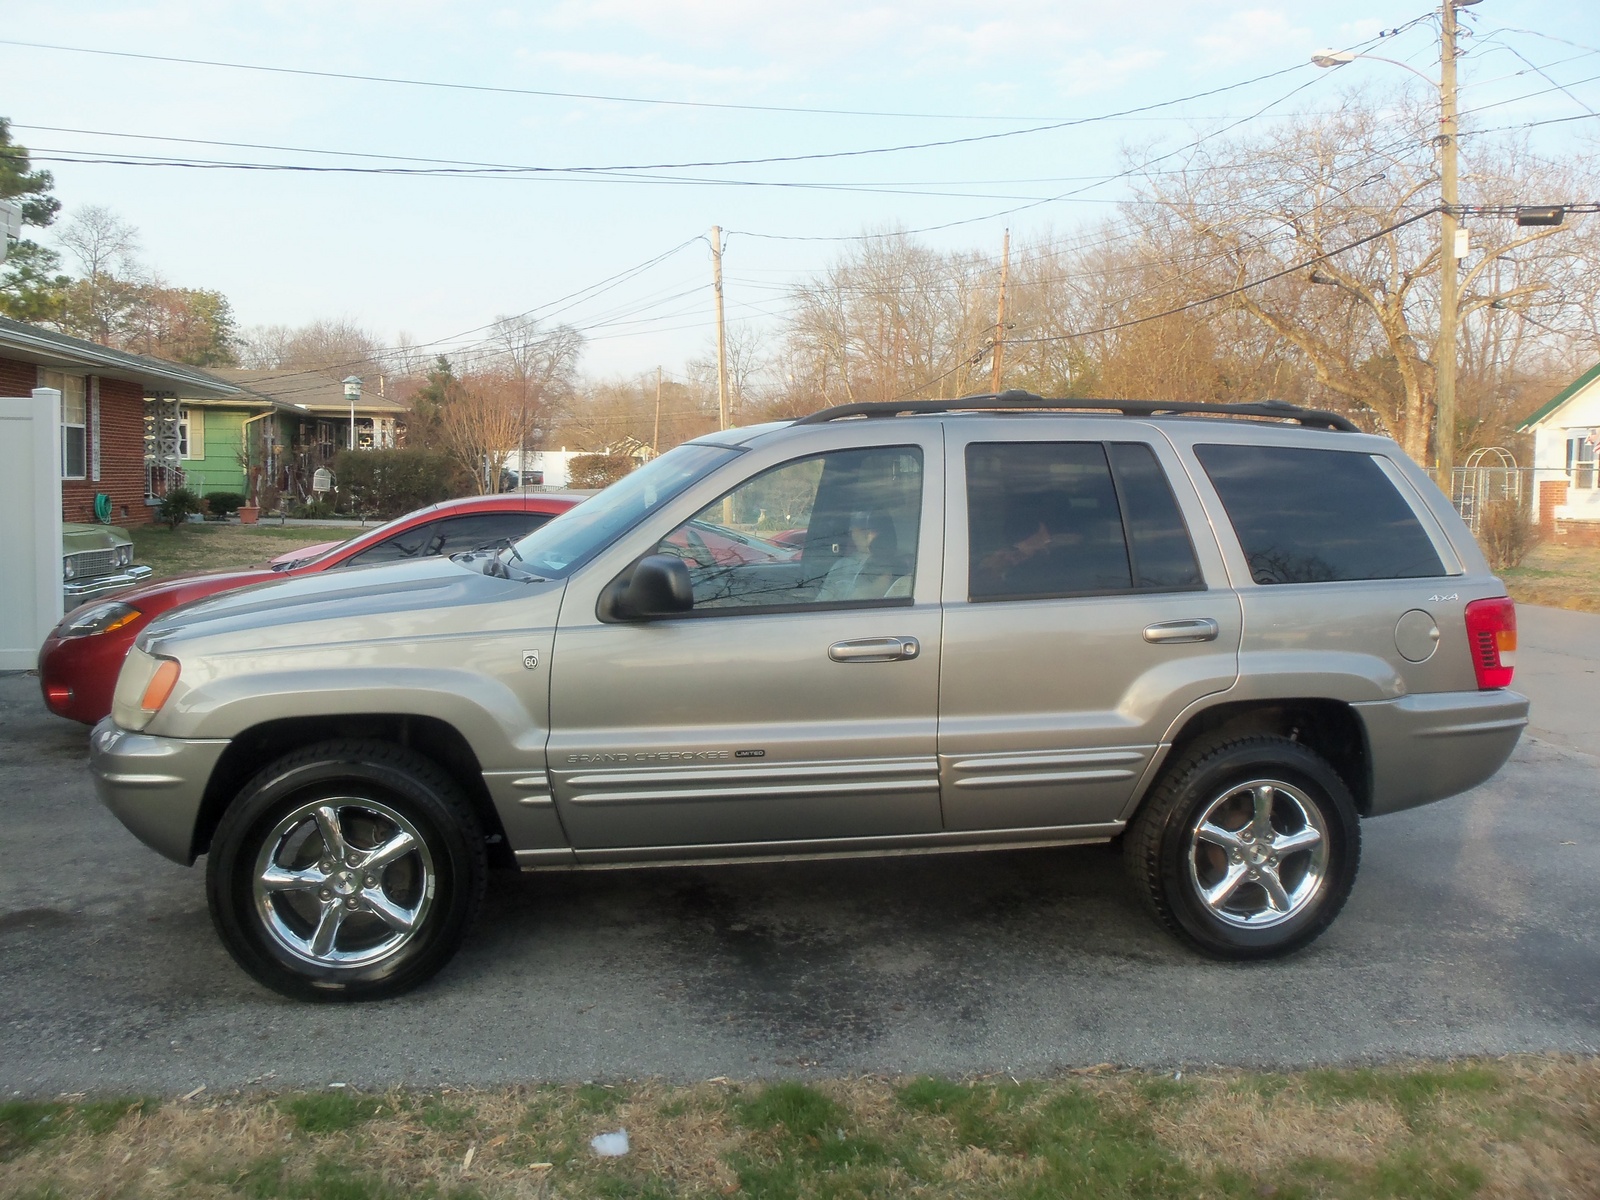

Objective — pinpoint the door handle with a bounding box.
[1143,619,1219,644]
[828,637,920,662]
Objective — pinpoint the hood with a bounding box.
[62,522,131,552]
[119,565,282,609]
[139,555,567,657]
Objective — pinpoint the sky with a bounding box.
[5,0,1598,385]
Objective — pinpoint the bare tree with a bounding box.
[434,372,525,494]
[57,205,142,344]
[779,229,993,409]
[486,315,583,465]
[1131,94,1589,461]
[237,318,388,378]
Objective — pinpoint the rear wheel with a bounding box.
[1125,734,1360,959]
[206,740,485,1001]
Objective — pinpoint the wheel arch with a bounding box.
[1139,698,1373,818]
[192,714,515,868]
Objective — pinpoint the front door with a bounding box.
[936,423,1242,832]
[547,436,945,853]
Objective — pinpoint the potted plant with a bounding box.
[238,465,262,524]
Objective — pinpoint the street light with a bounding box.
[1313,0,1479,483]
[342,376,362,451]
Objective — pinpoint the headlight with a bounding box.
[111,647,181,732]
[114,544,134,567]
[63,556,78,581]
[60,601,142,639]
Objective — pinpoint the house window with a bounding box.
[42,370,87,479]
[176,408,203,460]
[1567,432,1597,490]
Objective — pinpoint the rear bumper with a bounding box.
[1356,689,1528,816]
[89,719,230,864]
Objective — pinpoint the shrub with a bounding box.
[1478,497,1537,571]
[287,497,337,520]
[202,491,245,519]
[567,453,637,490]
[332,449,470,519]
[157,487,206,530]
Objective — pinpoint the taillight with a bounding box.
[1464,597,1516,689]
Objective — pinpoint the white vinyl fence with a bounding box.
[0,388,63,669]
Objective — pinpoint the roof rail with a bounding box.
[792,390,1361,432]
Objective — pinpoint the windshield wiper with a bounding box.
[459,538,546,582]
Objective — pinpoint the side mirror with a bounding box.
[614,554,693,619]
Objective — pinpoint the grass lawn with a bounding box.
[130,522,361,582]
[2,1056,1596,1198]
[1501,541,1600,615]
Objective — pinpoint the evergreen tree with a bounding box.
[0,118,70,322]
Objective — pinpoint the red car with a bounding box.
[38,493,580,725]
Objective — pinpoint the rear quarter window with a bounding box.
[1195,444,1445,584]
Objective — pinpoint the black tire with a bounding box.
[1124,734,1360,960]
[206,739,486,1002]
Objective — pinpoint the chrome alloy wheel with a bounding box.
[1186,778,1329,929]
[251,798,435,969]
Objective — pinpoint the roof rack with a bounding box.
[792,390,1361,432]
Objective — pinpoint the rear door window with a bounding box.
[966,441,1202,601]
[1194,444,1445,583]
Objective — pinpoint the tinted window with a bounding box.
[431,511,554,556]
[343,521,437,567]
[1109,443,1203,590]
[967,443,1132,600]
[657,447,922,611]
[1195,444,1445,584]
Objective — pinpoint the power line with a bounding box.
[1005,207,1441,348]
[0,37,1075,121]
[18,64,1336,177]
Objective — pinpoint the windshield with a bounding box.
[509,442,740,578]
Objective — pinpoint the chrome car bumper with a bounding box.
[1356,689,1529,816]
[65,565,154,604]
[89,719,230,864]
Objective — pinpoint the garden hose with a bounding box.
[94,493,112,523]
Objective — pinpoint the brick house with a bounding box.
[0,317,239,526]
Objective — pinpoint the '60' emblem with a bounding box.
[522,649,540,670]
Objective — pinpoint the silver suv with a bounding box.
[89,395,1528,1000]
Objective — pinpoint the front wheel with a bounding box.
[206,740,486,1001]
[1125,735,1360,959]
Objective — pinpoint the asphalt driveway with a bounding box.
[1,605,1596,1096]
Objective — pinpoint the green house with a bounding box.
[172,368,408,506]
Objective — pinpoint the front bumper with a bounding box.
[89,719,230,864]
[65,565,154,605]
[1356,689,1529,816]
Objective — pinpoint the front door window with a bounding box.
[655,446,923,611]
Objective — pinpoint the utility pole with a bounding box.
[1436,0,1464,487]
[711,225,729,430]
[653,366,662,453]
[990,228,1010,395]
